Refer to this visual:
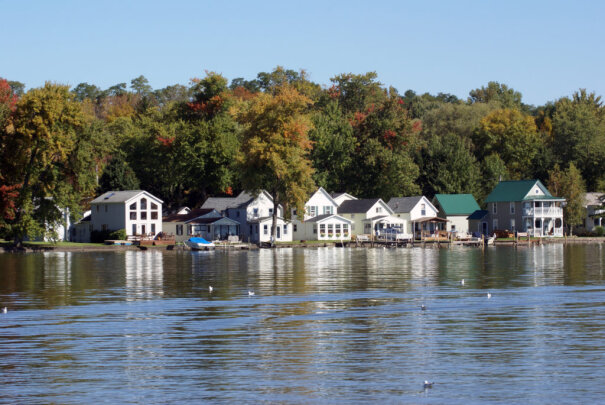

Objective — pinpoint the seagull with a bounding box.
[423,380,434,389]
[421,304,426,311]
[208,286,213,293]
[487,292,492,299]
[460,279,465,286]
[2,307,7,314]
[248,290,255,296]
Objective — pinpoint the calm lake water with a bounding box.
[1,244,605,404]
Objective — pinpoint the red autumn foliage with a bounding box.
[412,120,422,133]
[188,95,224,116]
[0,184,20,221]
[0,79,18,111]
[224,186,233,196]
[157,136,174,147]
[349,111,367,127]
[397,98,404,105]
[232,86,256,101]
[327,85,340,100]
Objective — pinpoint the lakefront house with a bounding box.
[292,187,352,241]
[484,180,565,237]
[432,194,481,235]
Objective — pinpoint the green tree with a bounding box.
[72,82,102,101]
[417,133,481,197]
[474,108,542,179]
[468,81,523,109]
[238,85,316,243]
[98,150,140,192]
[552,89,605,190]
[8,81,25,97]
[130,75,152,95]
[479,154,508,203]
[329,72,386,114]
[1,83,96,244]
[548,163,586,234]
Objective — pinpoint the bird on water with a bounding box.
[208,286,213,293]
[460,279,465,286]
[487,292,492,299]
[421,304,426,311]
[248,291,255,296]
[2,307,7,314]
[423,381,434,389]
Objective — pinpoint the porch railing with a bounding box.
[523,207,563,217]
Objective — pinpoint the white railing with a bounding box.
[523,207,563,217]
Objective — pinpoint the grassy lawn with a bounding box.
[1,240,105,248]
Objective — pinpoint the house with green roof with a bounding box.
[484,180,565,237]
[432,194,481,234]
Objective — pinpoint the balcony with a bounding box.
[523,207,563,217]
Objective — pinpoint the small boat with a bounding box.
[485,235,496,245]
[185,237,215,250]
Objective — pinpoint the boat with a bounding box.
[185,237,215,250]
[485,235,496,245]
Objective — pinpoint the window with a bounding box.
[323,206,333,215]
[188,225,192,235]
[151,212,158,220]
[263,224,268,235]
[510,203,515,214]
[309,206,317,217]
[343,224,349,234]
[328,224,334,235]
[102,224,108,231]
[493,219,498,230]
[492,203,497,214]
[141,212,147,220]
[451,224,456,231]
[421,203,426,216]
[132,224,136,235]
[283,225,288,234]
[140,198,147,210]
[141,225,146,234]
[293,209,297,216]
[269,208,274,215]
[376,207,382,213]
[335,224,341,235]
[250,225,253,234]
[176,225,183,235]
[510,219,516,231]
[253,208,259,217]
[320,224,326,235]
[151,202,158,210]
[130,212,137,220]
[313,225,317,234]
[129,202,136,210]
[293,224,297,232]
[151,224,156,234]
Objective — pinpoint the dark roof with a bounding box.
[338,199,381,214]
[467,210,489,220]
[201,191,256,212]
[305,214,352,224]
[434,194,480,215]
[163,208,217,222]
[387,196,423,213]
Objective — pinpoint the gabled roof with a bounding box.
[434,194,481,215]
[467,210,489,220]
[91,190,163,204]
[484,180,564,203]
[337,198,392,215]
[202,191,257,211]
[163,208,218,223]
[304,214,352,224]
[308,187,339,207]
[387,196,423,213]
[187,216,240,225]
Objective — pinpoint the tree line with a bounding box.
[1,67,602,242]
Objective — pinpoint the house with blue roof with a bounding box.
[484,180,565,237]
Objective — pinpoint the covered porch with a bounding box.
[363,215,408,239]
[413,217,449,240]
[188,217,241,241]
[523,217,564,237]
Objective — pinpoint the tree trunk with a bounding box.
[271,190,279,247]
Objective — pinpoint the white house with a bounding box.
[292,187,352,241]
[584,192,605,231]
[91,190,163,237]
[70,210,92,242]
[387,196,445,238]
[203,190,292,243]
[337,198,406,238]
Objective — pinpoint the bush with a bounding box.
[109,229,127,240]
[595,226,605,237]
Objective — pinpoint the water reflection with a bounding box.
[1,245,605,403]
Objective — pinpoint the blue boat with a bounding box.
[185,237,215,250]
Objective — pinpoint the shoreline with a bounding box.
[2,236,605,253]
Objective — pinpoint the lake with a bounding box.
[1,244,605,404]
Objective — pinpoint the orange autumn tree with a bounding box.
[238,85,315,244]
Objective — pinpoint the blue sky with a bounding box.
[1,0,603,106]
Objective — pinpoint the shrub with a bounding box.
[109,229,127,240]
[594,226,605,237]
